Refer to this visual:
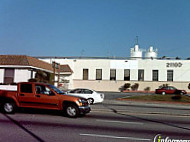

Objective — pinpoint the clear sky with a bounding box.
[0,0,190,58]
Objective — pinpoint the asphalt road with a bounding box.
[0,109,190,142]
[103,92,152,100]
[0,92,190,142]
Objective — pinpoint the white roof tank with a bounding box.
[145,46,158,59]
[130,44,143,59]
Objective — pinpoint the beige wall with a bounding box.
[73,80,190,92]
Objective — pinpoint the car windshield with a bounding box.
[169,86,176,90]
[48,85,64,94]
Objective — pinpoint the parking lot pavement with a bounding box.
[91,99,190,117]
[102,92,153,100]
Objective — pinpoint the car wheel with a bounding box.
[180,92,184,95]
[88,98,94,105]
[65,104,79,118]
[2,102,16,114]
[162,92,166,95]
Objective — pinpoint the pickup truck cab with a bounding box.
[0,82,91,118]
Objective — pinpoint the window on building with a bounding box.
[83,69,89,80]
[110,69,116,80]
[124,69,130,81]
[96,69,102,80]
[152,70,159,81]
[4,68,15,84]
[167,70,173,81]
[138,69,144,81]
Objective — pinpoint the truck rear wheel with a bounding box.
[2,102,16,114]
[65,104,79,118]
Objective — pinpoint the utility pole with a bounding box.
[52,61,56,85]
[57,63,60,87]
[52,61,60,87]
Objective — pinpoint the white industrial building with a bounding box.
[39,44,190,92]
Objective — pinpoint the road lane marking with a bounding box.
[80,133,151,141]
[96,119,144,125]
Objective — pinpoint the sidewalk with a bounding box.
[91,99,190,116]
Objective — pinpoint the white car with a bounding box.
[67,88,104,104]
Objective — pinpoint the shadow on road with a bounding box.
[2,113,45,142]
[17,108,63,116]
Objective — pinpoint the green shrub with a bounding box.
[131,83,139,91]
[144,87,150,92]
[119,83,131,92]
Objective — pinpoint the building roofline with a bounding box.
[36,56,190,60]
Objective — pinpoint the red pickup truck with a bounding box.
[0,82,91,117]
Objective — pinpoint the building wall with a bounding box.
[0,68,32,84]
[138,60,190,82]
[69,59,190,82]
[0,69,4,83]
[14,69,31,83]
[73,80,190,92]
[74,59,110,80]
